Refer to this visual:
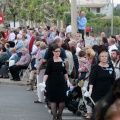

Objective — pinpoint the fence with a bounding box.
[92,26,120,37]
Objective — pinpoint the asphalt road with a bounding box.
[0,85,52,120]
[0,85,85,120]
[0,37,91,120]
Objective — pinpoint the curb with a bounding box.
[0,80,28,86]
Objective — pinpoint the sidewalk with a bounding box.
[0,37,92,87]
[0,77,28,86]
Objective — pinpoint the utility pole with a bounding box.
[71,0,77,37]
[111,0,114,35]
[13,13,15,27]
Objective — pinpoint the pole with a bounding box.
[111,0,113,35]
[13,14,15,27]
[71,0,77,37]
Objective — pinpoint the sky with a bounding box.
[113,0,120,4]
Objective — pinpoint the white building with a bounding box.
[77,0,112,16]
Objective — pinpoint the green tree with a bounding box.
[114,5,120,16]
[4,0,70,25]
[80,7,88,13]
[86,12,94,20]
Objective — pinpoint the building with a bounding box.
[77,0,112,16]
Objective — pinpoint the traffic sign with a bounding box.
[0,13,4,24]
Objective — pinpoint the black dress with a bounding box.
[89,64,115,103]
[45,58,67,102]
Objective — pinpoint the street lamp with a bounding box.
[111,0,114,35]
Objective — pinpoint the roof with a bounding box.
[78,4,105,8]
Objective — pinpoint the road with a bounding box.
[0,37,91,120]
[0,85,84,120]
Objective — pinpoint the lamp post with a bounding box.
[111,0,114,35]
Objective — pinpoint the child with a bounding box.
[76,51,88,83]
[75,33,84,49]
[66,81,76,96]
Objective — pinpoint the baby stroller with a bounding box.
[65,85,87,115]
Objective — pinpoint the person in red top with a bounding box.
[29,30,35,52]
[4,29,9,39]
[86,27,90,37]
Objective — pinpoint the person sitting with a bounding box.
[0,47,9,68]
[14,34,24,58]
[22,34,28,49]
[0,47,9,78]
[9,48,31,81]
[0,48,18,78]
[5,43,11,57]
[9,48,19,65]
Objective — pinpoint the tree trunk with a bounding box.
[57,19,60,31]
[22,19,27,27]
[71,0,77,38]
[60,20,64,29]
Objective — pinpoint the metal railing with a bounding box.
[92,26,120,37]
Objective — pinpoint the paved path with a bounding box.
[0,85,85,120]
[0,85,52,120]
[45,105,84,120]
[0,37,92,120]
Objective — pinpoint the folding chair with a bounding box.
[20,63,31,81]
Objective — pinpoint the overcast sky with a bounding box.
[112,0,120,4]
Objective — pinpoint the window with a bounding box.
[96,8,100,13]
[88,8,90,12]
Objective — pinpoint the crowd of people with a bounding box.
[0,11,120,120]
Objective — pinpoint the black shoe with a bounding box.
[15,79,21,81]
[0,75,3,78]
[3,76,9,79]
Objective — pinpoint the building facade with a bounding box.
[77,0,112,16]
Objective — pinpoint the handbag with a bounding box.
[9,60,15,67]
[70,66,76,79]
[78,75,90,88]
[78,79,84,87]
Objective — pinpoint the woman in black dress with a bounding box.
[42,45,70,120]
[88,51,115,103]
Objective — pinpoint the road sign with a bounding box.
[0,13,4,24]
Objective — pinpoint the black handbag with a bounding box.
[71,66,76,79]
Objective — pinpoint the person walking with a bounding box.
[88,51,115,104]
[34,42,47,103]
[41,45,70,120]
[111,49,120,80]
[93,78,120,120]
